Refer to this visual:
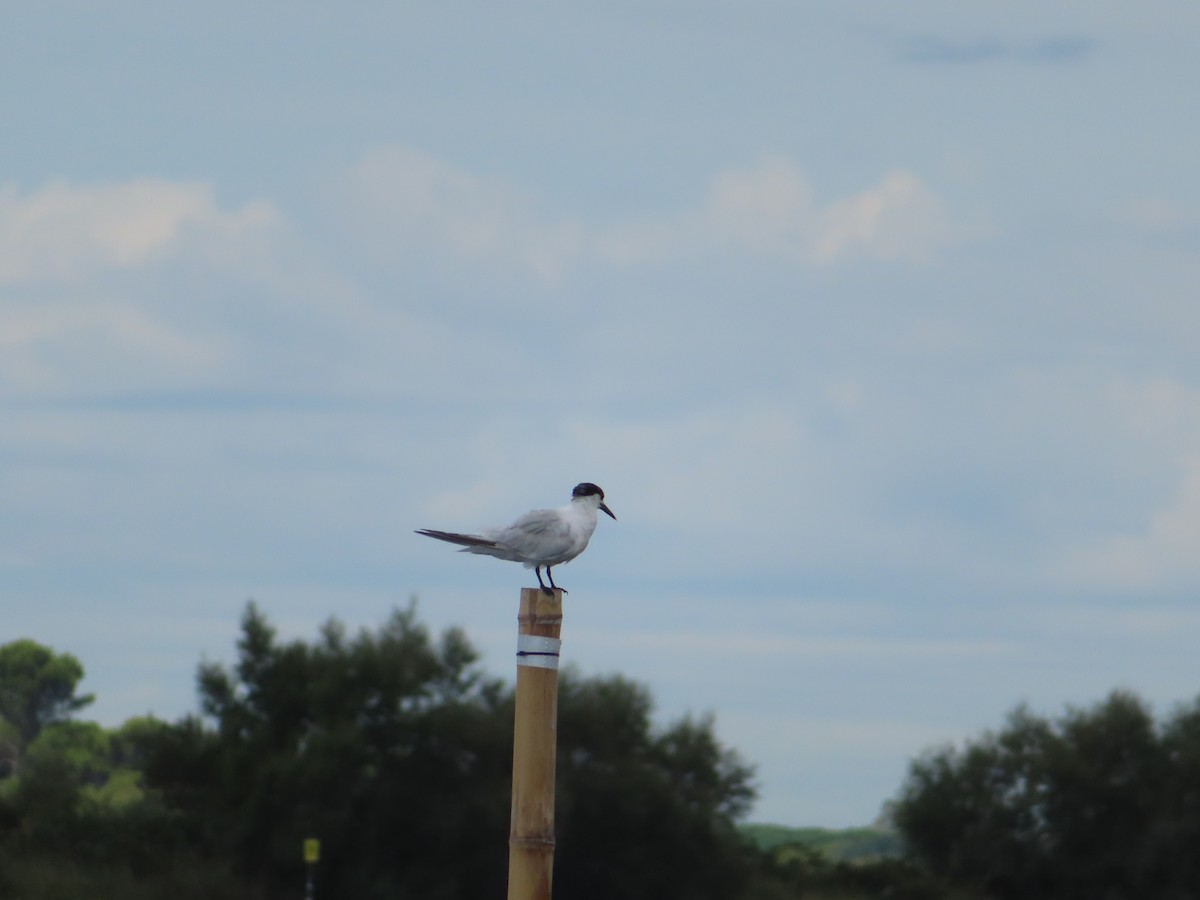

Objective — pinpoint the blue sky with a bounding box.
[4,1,1200,826]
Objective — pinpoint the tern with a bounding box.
[416,483,616,595]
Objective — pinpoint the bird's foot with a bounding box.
[540,585,554,596]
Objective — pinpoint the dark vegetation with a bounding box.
[3,606,1200,899]
[895,690,1200,900]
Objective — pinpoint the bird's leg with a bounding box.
[535,566,553,596]
[546,567,566,594]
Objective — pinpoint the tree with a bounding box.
[25,720,112,787]
[144,601,513,898]
[894,691,1199,900]
[140,602,760,900]
[0,639,94,774]
[1154,696,1200,896]
[554,673,757,900]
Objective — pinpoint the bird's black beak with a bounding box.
[600,502,616,520]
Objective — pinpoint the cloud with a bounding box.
[898,34,1094,65]
[1024,36,1095,63]
[1115,195,1200,235]
[333,145,585,287]
[0,179,278,284]
[1053,456,1200,592]
[900,36,1008,65]
[0,303,226,396]
[600,157,962,267]
[332,147,965,283]
[813,170,954,263]
[565,403,819,536]
[1034,373,1200,594]
[650,155,817,260]
[0,178,293,398]
[595,158,960,266]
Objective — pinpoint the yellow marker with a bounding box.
[304,838,320,863]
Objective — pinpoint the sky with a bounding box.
[3,1,1200,828]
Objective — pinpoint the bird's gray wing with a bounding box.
[495,508,576,561]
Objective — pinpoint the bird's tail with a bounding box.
[415,528,498,550]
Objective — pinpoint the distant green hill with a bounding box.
[740,823,903,861]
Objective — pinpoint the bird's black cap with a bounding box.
[572,482,605,499]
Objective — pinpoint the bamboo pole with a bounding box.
[507,587,563,900]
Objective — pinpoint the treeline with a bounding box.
[3,605,1200,899]
[896,690,1200,900]
[2,603,873,899]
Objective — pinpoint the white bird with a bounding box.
[416,483,616,595]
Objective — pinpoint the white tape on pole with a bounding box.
[516,634,562,670]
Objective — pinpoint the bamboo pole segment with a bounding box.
[507,587,563,900]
